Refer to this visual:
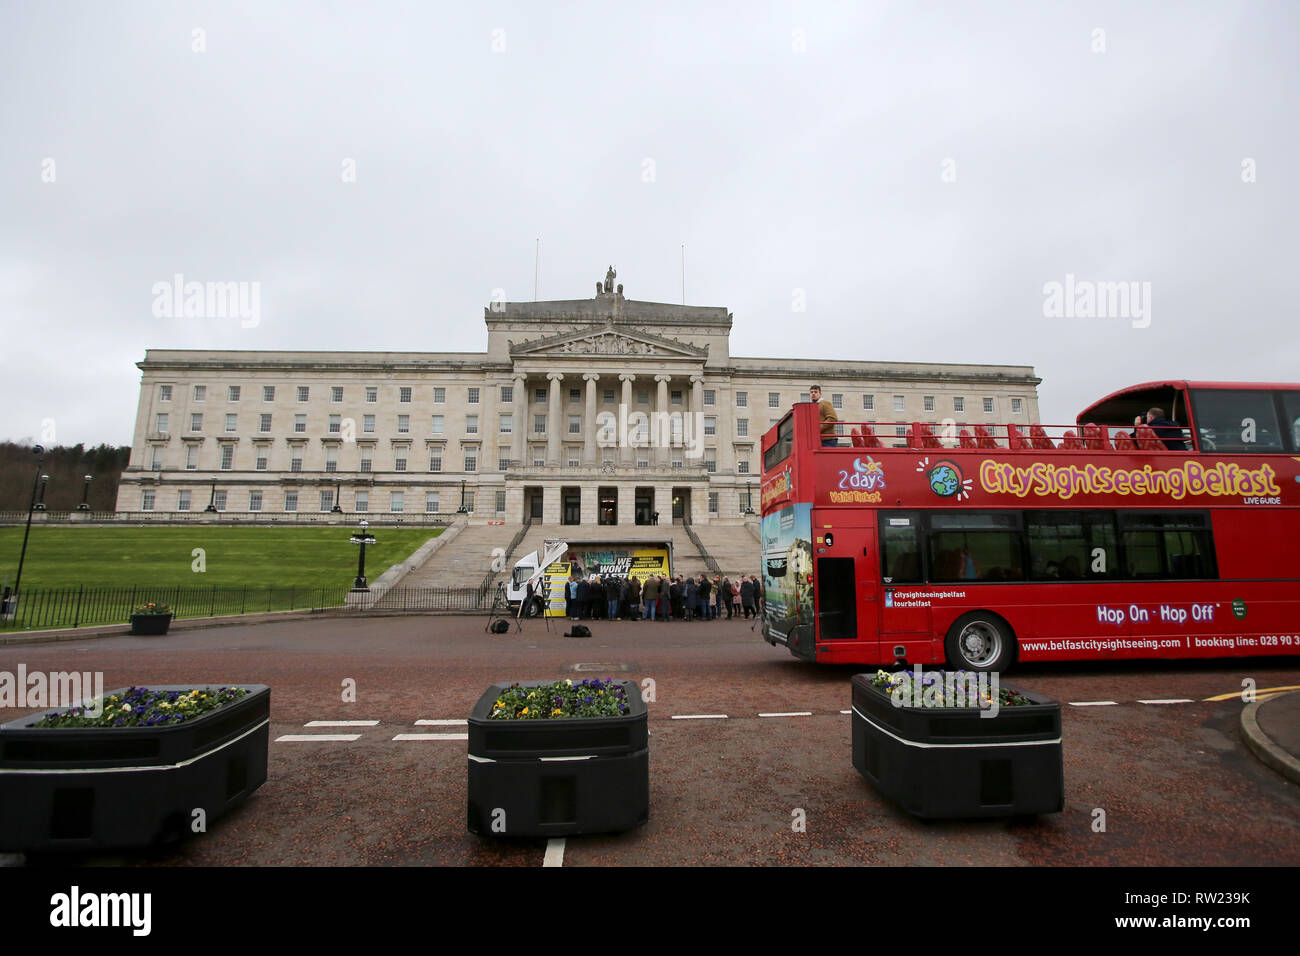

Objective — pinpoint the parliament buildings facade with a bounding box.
[117,270,1042,525]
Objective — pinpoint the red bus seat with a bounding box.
[860,424,882,448]
[917,422,942,449]
[973,424,998,449]
[850,426,864,447]
[1006,423,1027,450]
[1061,430,1083,449]
[1029,424,1056,449]
[1135,424,1164,450]
[1113,431,1137,450]
[1083,423,1111,450]
[959,428,977,449]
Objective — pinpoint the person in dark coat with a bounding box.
[576,577,591,620]
[720,577,734,619]
[627,575,641,620]
[590,576,605,619]
[657,576,669,622]
[669,577,682,620]
[740,576,755,618]
[698,575,712,620]
[683,576,697,621]
[1131,407,1188,450]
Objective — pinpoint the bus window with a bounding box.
[1191,389,1283,453]
[763,414,795,471]
[879,513,923,583]
[928,512,1024,582]
[1027,511,1118,580]
[1119,513,1217,580]
[1280,391,1300,451]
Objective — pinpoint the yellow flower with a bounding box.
[552,708,563,716]
[521,707,529,714]
[159,702,170,709]
[120,704,131,712]
[598,690,604,696]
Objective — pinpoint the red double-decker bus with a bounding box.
[759,381,1300,671]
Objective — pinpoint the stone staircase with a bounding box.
[394,523,520,589]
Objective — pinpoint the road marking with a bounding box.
[840,709,851,714]
[758,711,813,718]
[1067,701,1118,707]
[670,714,728,720]
[305,720,380,727]
[543,838,565,867]
[415,719,468,726]
[1204,684,1300,702]
[276,734,361,742]
[1138,699,1194,705]
[392,733,468,741]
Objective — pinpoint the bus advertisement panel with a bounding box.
[760,502,813,650]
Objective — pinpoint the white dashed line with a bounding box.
[392,733,468,741]
[1138,699,1194,705]
[543,838,565,867]
[840,710,851,715]
[414,719,468,726]
[1067,701,1119,707]
[670,714,728,720]
[758,712,813,718]
[276,734,362,742]
[305,720,380,727]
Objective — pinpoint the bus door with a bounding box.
[812,514,875,647]
[877,512,933,653]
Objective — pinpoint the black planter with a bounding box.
[0,684,270,852]
[129,614,172,636]
[467,680,648,838]
[851,673,1063,819]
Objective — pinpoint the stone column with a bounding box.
[541,484,560,525]
[619,373,635,466]
[580,484,597,526]
[546,372,563,466]
[583,372,599,465]
[654,485,671,529]
[654,374,671,467]
[512,374,525,467]
[689,374,704,466]
[617,484,635,526]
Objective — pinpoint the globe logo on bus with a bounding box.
[928,461,963,498]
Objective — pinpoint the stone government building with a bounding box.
[118,268,1042,526]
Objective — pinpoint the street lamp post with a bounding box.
[331,479,343,514]
[744,479,755,515]
[457,478,467,513]
[204,477,218,513]
[350,520,376,590]
[33,474,50,511]
[78,474,93,511]
[8,446,47,610]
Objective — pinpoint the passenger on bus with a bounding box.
[809,384,839,447]
[1131,408,1188,450]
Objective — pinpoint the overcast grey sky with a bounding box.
[2,0,1297,446]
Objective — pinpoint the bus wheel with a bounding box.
[944,613,1013,673]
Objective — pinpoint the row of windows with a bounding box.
[140,488,501,513]
[160,385,482,405]
[878,510,1217,584]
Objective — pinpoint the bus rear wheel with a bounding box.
[944,612,1014,673]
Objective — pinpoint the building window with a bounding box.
[395,451,408,471]
[429,454,442,472]
[399,387,412,403]
[704,456,716,473]
[255,450,268,470]
[366,386,378,403]
[495,491,506,513]
[468,387,480,404]
[984,397,995,413]
[535,387,547,404]
[891,395,904,412]
[296,386,309,402]
[954,397,965,413]
[799,392,810,403]
[603,388,615,404]
[320,491,333,512]
[533,457,545,467]
[363,414,375,433]
[768,392,780,408]
[185,444,198,470]
[220,445,234,470]
[637,458,649,469]
[289,452,302,472]
[156,413,169,433]
[249,491,263,512]
[499,413,512,434]
[355,491,368,512]
[464,454,477,472]
[425,492,439,513]
[1011,398,1023,414]
[284,491,298,512]
[190,413,203,432]
[390,492,404,513]
[924,396,935,412]
[193,385,206,402]
[325,447,338,472]
[260,413,272,433]
[704,416,716,436]
[464,492,475,512]
[863,395,874,410]
[213,490,227,511]
[225,413,237,433]
[360,452,372,473]
[500,385,513,404]
[263,386,275,402]
[735,391,747,407]
[433,387,446,404]
[737,418,749,437]
[704,389,716,406]
[895,425,908,437]
[831,393,843,409]
[637,390,648,404]
[464,415,477,435]
[567,455,579,468]
[671,389,683,406]
[294,414,306,433]
[534,415,546,434]
[328,414,340,433]
[332,386,343,402]
[149,446,163,471]
[671,458,682,469]
[398,414,411,433]
[567,415,580,434]
[498,458,510,471]
[141,490,155,511]
[228,385,240,402]
[708,492,718,514]
[159,385,172,402]
[431,415,444,435]
[177,490,191,511]
[738,460,750,474]
[566,388,578,404]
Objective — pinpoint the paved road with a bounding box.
[3,614,1298,866]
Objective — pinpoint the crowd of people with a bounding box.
[564,573,764,622]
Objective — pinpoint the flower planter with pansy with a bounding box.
[129,602,173,636]
[0,684,270,852]
[468,678,648,837]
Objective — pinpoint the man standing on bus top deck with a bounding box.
[1131,407,1189,450]
[809,384,839,447]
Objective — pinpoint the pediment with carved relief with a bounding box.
[508,324,707,359]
